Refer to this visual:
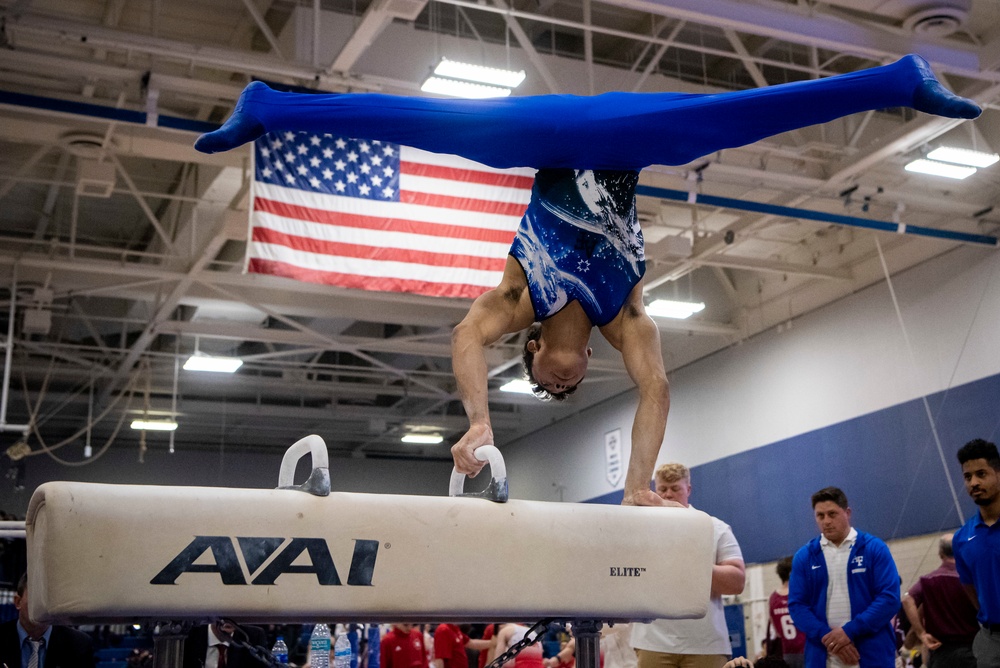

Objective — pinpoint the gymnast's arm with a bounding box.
[451,256,536,477]
[602,285,670,507]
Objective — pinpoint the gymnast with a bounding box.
[195,54,980,507]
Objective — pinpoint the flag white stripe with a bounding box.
[398,173,532,204]
[252,242,504,287]
[254,212,513,257]
[254,183,525,231]
[400,146,536,177]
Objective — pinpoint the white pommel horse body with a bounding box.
[25,436,715,665]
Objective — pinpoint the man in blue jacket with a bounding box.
[788,487,900,668]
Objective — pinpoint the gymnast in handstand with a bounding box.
[196,54,980,507]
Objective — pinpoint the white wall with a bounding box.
[502,243,1000,503]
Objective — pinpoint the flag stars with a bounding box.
[381,187,394,198]
[284,150,295,163]
[334,180,346,192]
[309,135,321,146]
[274,160,284,171]
[297,144,309,155]
[371,175,383,187]
[382,146,395,157]
[346,172,358,184]
[359,183,371,196]
[383,166,394,177]
[261,167,272,178]
[371,155,383,167]
[334,159,346,171]
[283,131,295,141]
[284,173,295,184]
[322,168,334,180]
[335,138,347,149]
[309,177,321,188]
[297,164,308,176]
[347,151,358,162]
[323,147,334,159]
[310,156,321,168]
[360,163,371,175]
[260,147,271,158]
[271,138,283,149]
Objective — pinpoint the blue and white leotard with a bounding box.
[510,169,643,326]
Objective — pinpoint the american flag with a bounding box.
[247,130,534,299]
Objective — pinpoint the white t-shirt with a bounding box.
[822,527,857,668]
[631,511,744,656]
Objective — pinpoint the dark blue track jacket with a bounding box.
[788,531,900,668]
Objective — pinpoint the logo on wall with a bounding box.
[605,428,623,487]
[150,536,379,586]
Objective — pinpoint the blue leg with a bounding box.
[195,55,979,169]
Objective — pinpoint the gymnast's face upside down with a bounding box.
[523,334,593,401]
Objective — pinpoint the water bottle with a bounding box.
[272,635,289,665]
[334,631,352,668]
[311,623,332,668]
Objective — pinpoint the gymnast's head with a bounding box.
[522,324,592,401]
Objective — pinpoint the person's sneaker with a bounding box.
[906,54,981,119]
[194,81,270,153]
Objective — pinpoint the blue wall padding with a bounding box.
[585,371,1000,564]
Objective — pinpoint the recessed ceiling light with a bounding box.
[904,159,977,180]
[401,433,443,444]
[499,379,535,394]
[183,355,244,373]
[926,147,999,168]
[131,419,178,431]
[646,299,706,320]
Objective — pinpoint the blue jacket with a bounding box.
[788,531,900,668]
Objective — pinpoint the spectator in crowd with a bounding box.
[182,620,269,668]
[788,487,900,668]
[953,439,1000,668]
[631,462,746,668]
[770,557,806,668]
[491,624,544,668]
[383,623,429,668]
[0,573,96,668]
[432,624,493,668]
[902,535,978,668]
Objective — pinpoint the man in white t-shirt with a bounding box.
[631,463,746,668]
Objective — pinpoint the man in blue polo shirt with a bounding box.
[953,439,1000,668]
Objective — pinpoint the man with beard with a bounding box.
[953,439,1000,668]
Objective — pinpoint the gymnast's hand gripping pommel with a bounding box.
[195,54,980,170]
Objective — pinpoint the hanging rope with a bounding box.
[873,236,965,530]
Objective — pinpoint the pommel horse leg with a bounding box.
[573,621,602,668]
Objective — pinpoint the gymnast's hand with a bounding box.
[452,422,494,478]
[622,489,674,507]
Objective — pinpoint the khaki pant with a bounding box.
[635,649,729,668]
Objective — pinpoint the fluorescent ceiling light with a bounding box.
[499,379,535,394]
[421,77,511,99]
[646,299,706,320]
[401,433,443,444]
[183,354,243,373]
[904,159,977,180]
[433,59,526,88]
[131,419,178,432]
[926,147,999,168]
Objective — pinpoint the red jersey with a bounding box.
[769,591,806,655]
[382,628,429,668]
[435,624,470,668]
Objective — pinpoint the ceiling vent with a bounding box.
[902,6,969,36]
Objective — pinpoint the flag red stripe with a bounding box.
[248,258,489,299]
[254,197,519,243]
[253,227,508,271]
[398,190,528,216]
[400,160,536,189]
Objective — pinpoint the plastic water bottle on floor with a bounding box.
[333,631,352,668]
[271,635,289,664]
[310,623,332,668]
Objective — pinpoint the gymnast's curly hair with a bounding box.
[521,324,578,402]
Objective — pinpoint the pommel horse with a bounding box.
[21,436,715,667]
